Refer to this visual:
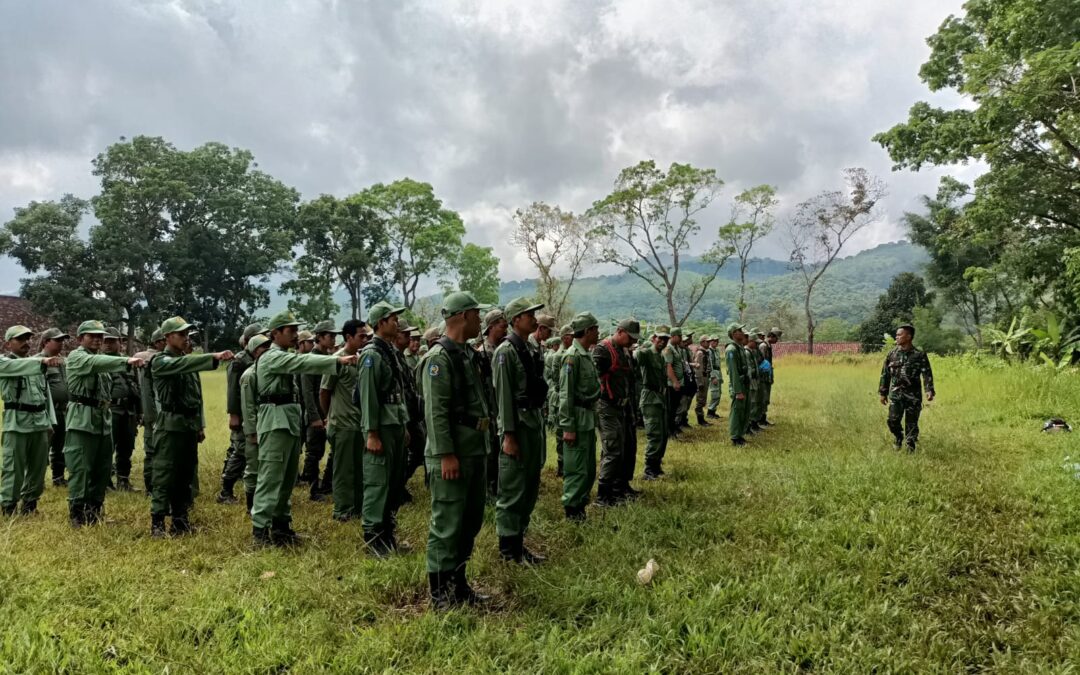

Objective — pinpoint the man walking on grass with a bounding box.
[879,323,935,452]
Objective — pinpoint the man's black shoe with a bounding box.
[732,437,747,446]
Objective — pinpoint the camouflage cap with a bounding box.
[483,308,506,333]
[160,316,194,335]
[4,325,33,341]
[240,323,266,345]
[616,319,642,341]
[653,325,671,338]
[536,313,556,329]
[246,334,270,355]
[39,327,69,342]
[726,322,746,338]
[77,320,107,336]
[441,291,480,318]
[368,301,406,326]
[104,326,121,340]
[297,330,315,343]
[570,312,598,333]
[312,319,339,335]
[267,310,302,332]
[503,297,544,321]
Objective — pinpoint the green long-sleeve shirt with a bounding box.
[240,365,259,436]
[150,349,219,432]
[321,348,363,431]
[225,349,253,418]
[36,351,68,412]
[0,355,55,432]
[421,340,490,458]
[358,336,408,433]
[725,342,749,398]
[65,347,133,434]
[492,337,544,435]
[255,344,340,436]
[663,343,684,387]
[635,343,667,407]
[557,340,601,432]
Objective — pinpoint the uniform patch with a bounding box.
[497,353,506,365]
[363,356,374,368]
[429,364,440,377]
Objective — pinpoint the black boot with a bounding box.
[707,411,720,419]
[53,475,68,487]
[245,491,254,515]
[697,414,710,426]
[454,566,489,605]
[116,476,138,492]
[217,479,238,504]
[69,503,84,528]
[271,518,303,547]
[564,505,586,523]
[151,514,167,538]
[365,528,392,557]
[893,436,903,450]
[85,502,102,525]
[19,500,37,516]
[252,526,272,547]
[622,484,642,501]
[1,503,16,516]
[595,486,619,507]
[750,421,762,432]
[171,512,192,536]
[429,572,456,611]
[732,437,747,446]
[499,535,523,563]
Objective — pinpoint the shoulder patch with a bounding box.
[428,363,440,377]
[363,355,374,368]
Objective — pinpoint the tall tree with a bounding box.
[287,287,341,327]
[284,194,392,320]
[788,168,887,353]
[512,202,593,324]
[440,242,500,305]
[363,179,465,310]
[588,160,733,326]
[855,272,932,352]
[719,185,779,321]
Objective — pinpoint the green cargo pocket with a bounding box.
[364,452,387,486]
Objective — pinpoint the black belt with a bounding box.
[455,414,491,431]
[600,397,632,408]
[71,394,110,409]
[159,404,200,417]
[2,401,46,413]
[258,394,298,406]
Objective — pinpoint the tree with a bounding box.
[719,185,778,321]
[855,272,931,352]
[512,202,593,324]
[788,168,887,353]
[912,304,964,355]
[284,194,392,320]
[364,179,465,310]
[441,243,500,305]
[588,160,733,326]
[287,287,340,327]
[874,0,1080,316]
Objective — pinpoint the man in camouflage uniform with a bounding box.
[422,291,489,608]
[149,317,235,537]
[1,326,59,516]
[476,308,507,498]
[300,321,338,499]
[879,323,935,452]
[37,328,70,486]
[239,334,271,513]
[104,327,141,491]
[593,319,641,505]
[320,319,366,521]
[662,328,685,440]
[557,312,602,522]
[706,337,723,419]
[692,334,711,426]
[133,330,165,493]
[493,298,548,563]
[546,324,573,477]
[218,323,265,505]
[636,326,670,480]
[725,323,750,446]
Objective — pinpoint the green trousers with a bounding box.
[426,454,485,573]
[220,427,246,487]
[495,425,543,536]
[694,383,708,418]
[1,430,48,508]
[707,375,722,413]
[242,436,258,496]
[596,400,636,492]
[760,382,772,421]
[330,428,364,520]
[362,425,405,533]
[561,428,596,509]
[729,396,749,440]
[642,401,667,475]
[142,422,156,492]
[151,429,198,518]
[251,429,301,530]
[64,429,112,511]
[746,383,760,433]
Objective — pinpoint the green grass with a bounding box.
[2,355,1080,672]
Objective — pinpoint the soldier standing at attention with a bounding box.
[493,298,548,563]
[320,319,366,522]
[725,324,750,446]
[37,328,70,487]
[477,309,507,499]
[745,330,763,435]
[707,337,723,420]
[531,314,554,352]
[879,323,935,452]
[239,334,271,514]
[592,319,641,505]
[692,334,712,426]
[756,329,774,426]
[357,302,410,556]
[1,327,59,516]
[547,324,573,478]
[218,323,265,504]
[104,327,141,491]
[300,321,338,500]
[149,317,235,537]
[133,330,165,493]
[252,312,356,547]
[63,321,144,527]
[662,328,685,441]
[392,321,426,505]
[636,326,670,480]
[557,312,602,522]
[762,328,782,424]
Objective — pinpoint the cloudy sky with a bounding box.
[0,0,980,294]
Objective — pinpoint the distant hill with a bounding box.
[268,240,927,326]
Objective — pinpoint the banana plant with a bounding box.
[985,316,1031,360]
[1030,313,1080,365]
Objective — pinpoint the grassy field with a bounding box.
[2,354,1080,672]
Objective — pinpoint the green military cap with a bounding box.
[398,321,415,335]
[4,325,33,341]
[726,322,745,338]
[483,308,506,333]
[423,326,442,343]
[297,330,315,343]
[559,324,573,337]
[160,316,194,335]
[669,327,682,338]
[616,319,642,341]
[504,297,544,321]
[39,327,69,342]
[653,325,671,338]
[266,310,303,332]
[570,312,598,333]
[246,334,270,355]
[104,326,121,340]
[769,327,783,337]
[746,328,760,340]
[150,328,164,344]
[369,301,406,325]
[312,319,339,335]
[545,336,560,348]
[440,291,480,318]
[537,313,556,329]
[240,323,266,344]
[684,328,695,337]
[77,320,106,336]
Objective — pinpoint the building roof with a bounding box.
[0,295,50,334]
